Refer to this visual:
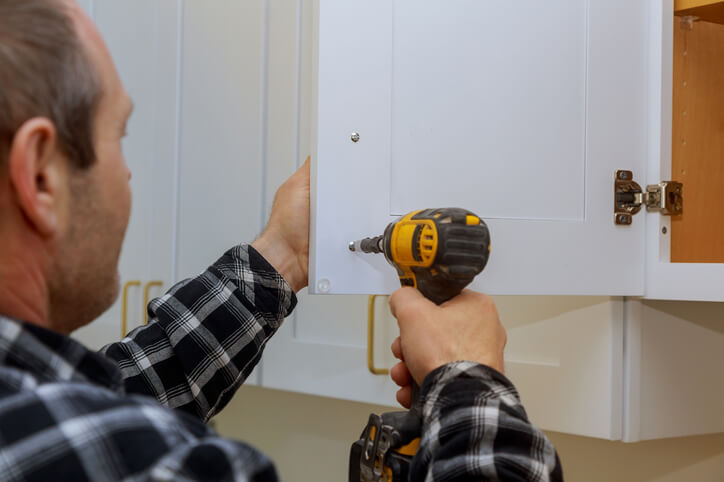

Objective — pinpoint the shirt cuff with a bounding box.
[418,361,522,419]
[224,244,298,320]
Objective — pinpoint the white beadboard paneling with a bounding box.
[74,0,179,349]
[177,0,266,280]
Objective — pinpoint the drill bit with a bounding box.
[348,236,384,254]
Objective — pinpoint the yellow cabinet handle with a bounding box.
[367,295,389,375]
[121,280,141,337]
[143,281,163,325]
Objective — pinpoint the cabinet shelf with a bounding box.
[676,0,724,24]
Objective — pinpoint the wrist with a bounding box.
[252,232,307,292]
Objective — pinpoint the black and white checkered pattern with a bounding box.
[413,361,563,481]
[0,244,562,481]
[0,245,292,481]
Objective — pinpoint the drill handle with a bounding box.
[413,269,472,305]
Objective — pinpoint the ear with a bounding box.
[7,118,69,237]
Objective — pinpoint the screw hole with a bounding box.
[662,227,668,235]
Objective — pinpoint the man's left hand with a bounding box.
[252,157,310,292]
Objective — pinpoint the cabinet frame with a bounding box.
[644,0,724,301]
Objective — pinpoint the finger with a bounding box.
[441,289,492,311]
[396,385,412,409]
[439,288,475,307]
[298,156,311,176]
[390,361,412,387]
[389,287,425,319]
[289,156,311,185]
[391,337,403,360]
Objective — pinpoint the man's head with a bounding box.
[0,0,133,333]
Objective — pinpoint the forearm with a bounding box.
[413,362,563,482]
[100,244,296,421]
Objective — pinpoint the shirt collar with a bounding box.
[0,315,124,392]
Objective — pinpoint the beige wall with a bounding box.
[215,385,724,482]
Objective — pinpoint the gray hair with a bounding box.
[0,0,101,169]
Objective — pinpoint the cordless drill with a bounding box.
[348,207,491,482]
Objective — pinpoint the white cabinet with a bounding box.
[72,0,179,349]
[175,0,269,385]
[624,299,724,441]
[176,0,267,281]
[264,0,724,441]
[74,1,268,385]
[259,0,628,438]
[309,0,724,302]
[310,0,647,297]
[73,0,724,441]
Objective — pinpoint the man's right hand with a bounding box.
[388,288,507,408]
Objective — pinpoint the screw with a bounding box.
[617,214,628,223]
[662,227,668,234]
[351,132,360,143]
[317,278,331,293]
[619,171,628,180]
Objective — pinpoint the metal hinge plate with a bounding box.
[614,170,683,225]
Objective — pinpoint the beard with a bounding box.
[47,172,126,334]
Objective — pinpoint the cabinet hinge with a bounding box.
[614,170,683,225]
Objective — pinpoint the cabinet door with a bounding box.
[72,0,179,349]
[262,1,625,439]
[310,0,650,297]
[644,0,724,301]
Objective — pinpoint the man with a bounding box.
[0,0,562,480]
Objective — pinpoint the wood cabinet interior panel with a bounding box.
[676,0,724,25]
[671,18,724,263]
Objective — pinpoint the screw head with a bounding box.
[619,171,628,180]
[351,132,360,143]
[317,278,331,293]
[662,226,668,234]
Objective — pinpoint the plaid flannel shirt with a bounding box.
[0,244,562,481]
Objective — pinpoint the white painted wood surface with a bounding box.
[69,0,724,441]
[174,0,269,385]
[624,299,724,441]
[73,0,179,349]
[261,0,627,439]
[176,0,266,280]
[390,1,587,222]
[309,0,650,297]
[644,0,724,302]
[502,297,624,439]
[260,0,401,406]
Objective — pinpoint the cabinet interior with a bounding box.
[670,15,724,263]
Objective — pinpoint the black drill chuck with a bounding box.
[349,236,384,254]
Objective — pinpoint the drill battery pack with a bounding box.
[348,411,420,482]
